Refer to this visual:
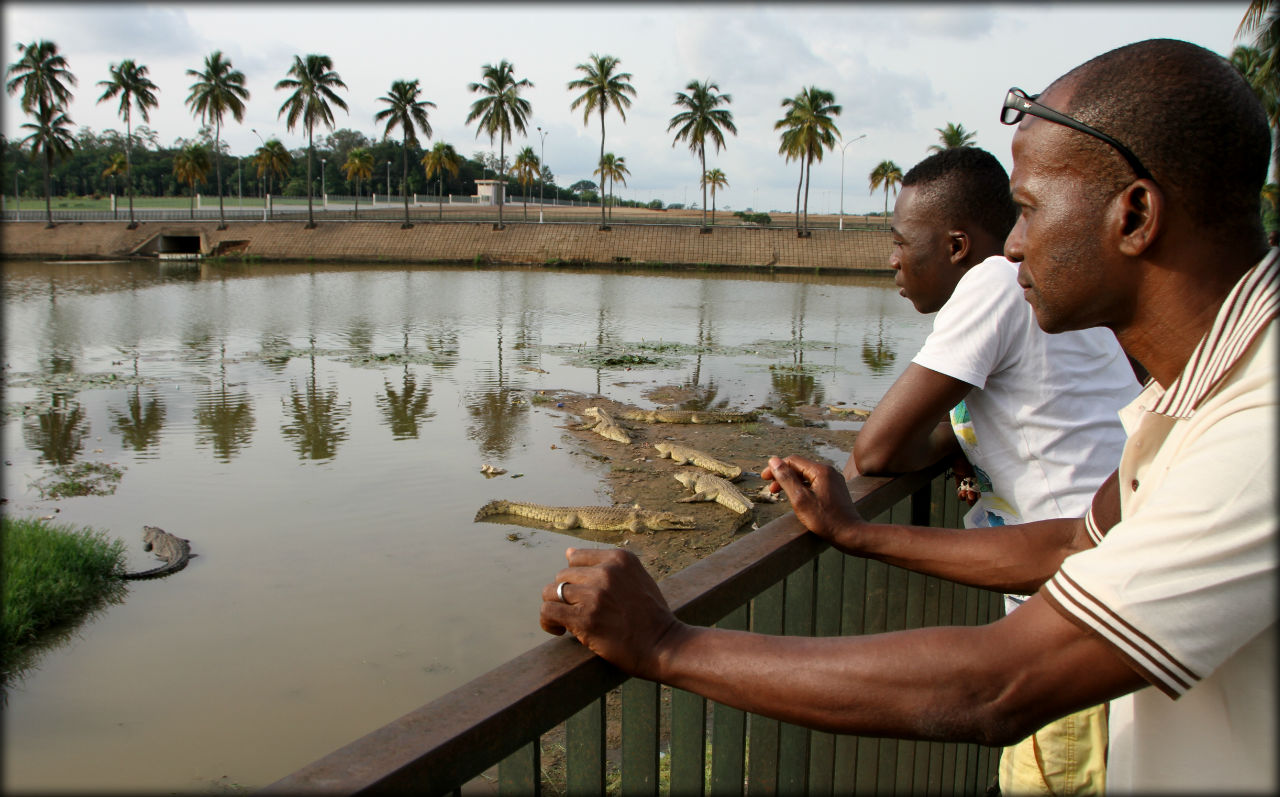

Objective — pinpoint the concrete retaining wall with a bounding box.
[0,220,894,272]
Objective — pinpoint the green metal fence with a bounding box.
[262,462,1005,795]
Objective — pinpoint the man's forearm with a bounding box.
[831,516,1089,594]
[852,420,959,476]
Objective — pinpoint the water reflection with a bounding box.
[23,392,87,465]
[378,368,434,440]
[110,387,168,454]
[281,346,350,461]
[862,317,898,374]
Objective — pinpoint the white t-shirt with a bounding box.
[913,256,1140,611]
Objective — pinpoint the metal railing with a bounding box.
[262,462,1004,795]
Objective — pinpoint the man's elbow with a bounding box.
[851,435,897,475]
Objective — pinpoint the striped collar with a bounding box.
[1149,249,1279,419]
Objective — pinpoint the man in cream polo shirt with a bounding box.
[540,39,1276,794]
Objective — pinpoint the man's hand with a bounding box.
[762,455,866,550]
[540,548,685,680]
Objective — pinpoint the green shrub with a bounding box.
[2,516,127,671]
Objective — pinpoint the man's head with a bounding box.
[1004,38,1270,333]
[890,147,1017,314]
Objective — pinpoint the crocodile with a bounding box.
[474,500,695,533]
[826,405,872,419]
[653,442,742,480]
[120,526,194,580]
[617,407,759,424]
[577,406,633,444]
[673,471,755,515]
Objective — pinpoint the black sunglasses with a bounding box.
[1000,87,1155,183]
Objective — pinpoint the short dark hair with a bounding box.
[1049,38,1269,239]
[901,147,1018,241]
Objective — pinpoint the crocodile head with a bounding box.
[645,510,696,530]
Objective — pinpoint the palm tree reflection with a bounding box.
[194,345,255,462]
[23,392,87,465]
[111,387,167,454]
[378,367,434,440]
[281,342,350,461]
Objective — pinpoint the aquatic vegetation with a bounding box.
[29,461,127,499]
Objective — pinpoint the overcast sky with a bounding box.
[3,1,1250,213]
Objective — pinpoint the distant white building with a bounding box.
[474,179,506,205]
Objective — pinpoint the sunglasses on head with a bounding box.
[1000,87,1155,183]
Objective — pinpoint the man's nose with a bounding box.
[1003,227,1023,263]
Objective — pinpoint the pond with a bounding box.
[1,259,931,793]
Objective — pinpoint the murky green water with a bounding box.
[1,259,930,792]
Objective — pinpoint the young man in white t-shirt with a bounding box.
[847,147,1140,794]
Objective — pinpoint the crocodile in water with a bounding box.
[653,442,742,479]
[673,471,755,515]
[618,407,759,424]
[474,500,694,532]
[120,526,194,580]
[578,406,633,444]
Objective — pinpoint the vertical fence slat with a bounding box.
[566,698,605,797]
[621,679,659,797]
[498,741,540,796]
[671,689,707,797]
[779,561,815,794]
[808,547,843,796]
[834,551,868,794]
[711,603,749,797]
[747,582,783,796]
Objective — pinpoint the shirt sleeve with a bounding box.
[1041,399,1277,699]
[912,259,1024,390]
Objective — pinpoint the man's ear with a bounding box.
[948,229,971,265]
[1115,180,1162,256]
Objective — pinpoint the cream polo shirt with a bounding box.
[1042,251,1278,793]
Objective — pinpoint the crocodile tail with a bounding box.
[474,500,510,522]
[120,557,189,580]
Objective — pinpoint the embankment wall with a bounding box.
[0,220,894,272]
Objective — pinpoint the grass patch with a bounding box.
[29,461,127,499]
[2,516,127,678]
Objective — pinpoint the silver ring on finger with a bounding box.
[556,581,570,604]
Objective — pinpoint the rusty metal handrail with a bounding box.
[261,463,945,795]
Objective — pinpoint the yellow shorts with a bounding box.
[998,703,1107,795]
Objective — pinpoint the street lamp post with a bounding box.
[237,159,242,208]
[537,126,548,223]
[386,161,392,205]
[839,133,867,231]
[320,157,326,206]
[252,128,268,220]
[15,168,22,216]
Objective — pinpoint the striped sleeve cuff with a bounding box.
[1084,507,1105,546]
[1042,570,1199,699]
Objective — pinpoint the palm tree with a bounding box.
[868,160,903,227]
[341,147,373,218]
[512,145,540,220]
[6,40,77,228]
[19,104,75,227]
[568,53,636,228]
[1240,0,1280,85]
[466,59,533,229]
[928,121,977,152]
[276,54,348,228]
[96,59,158,228]
[173,142,212,219]
[421,141,463,220]
[254,138,292,200]
[701,168,728,225]
[775,86,841,235]
[594,152,629,221]
[668,79,737,228]
[102,151,126,218]
[375,78,435,228]
[185,51,249,230]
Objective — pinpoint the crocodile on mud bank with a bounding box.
[578,406,633,444]
[653,442,743,479]
[673,470,755,515]
[617,407,759,424]
[474,500,695,533]
[120,526,194,580]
